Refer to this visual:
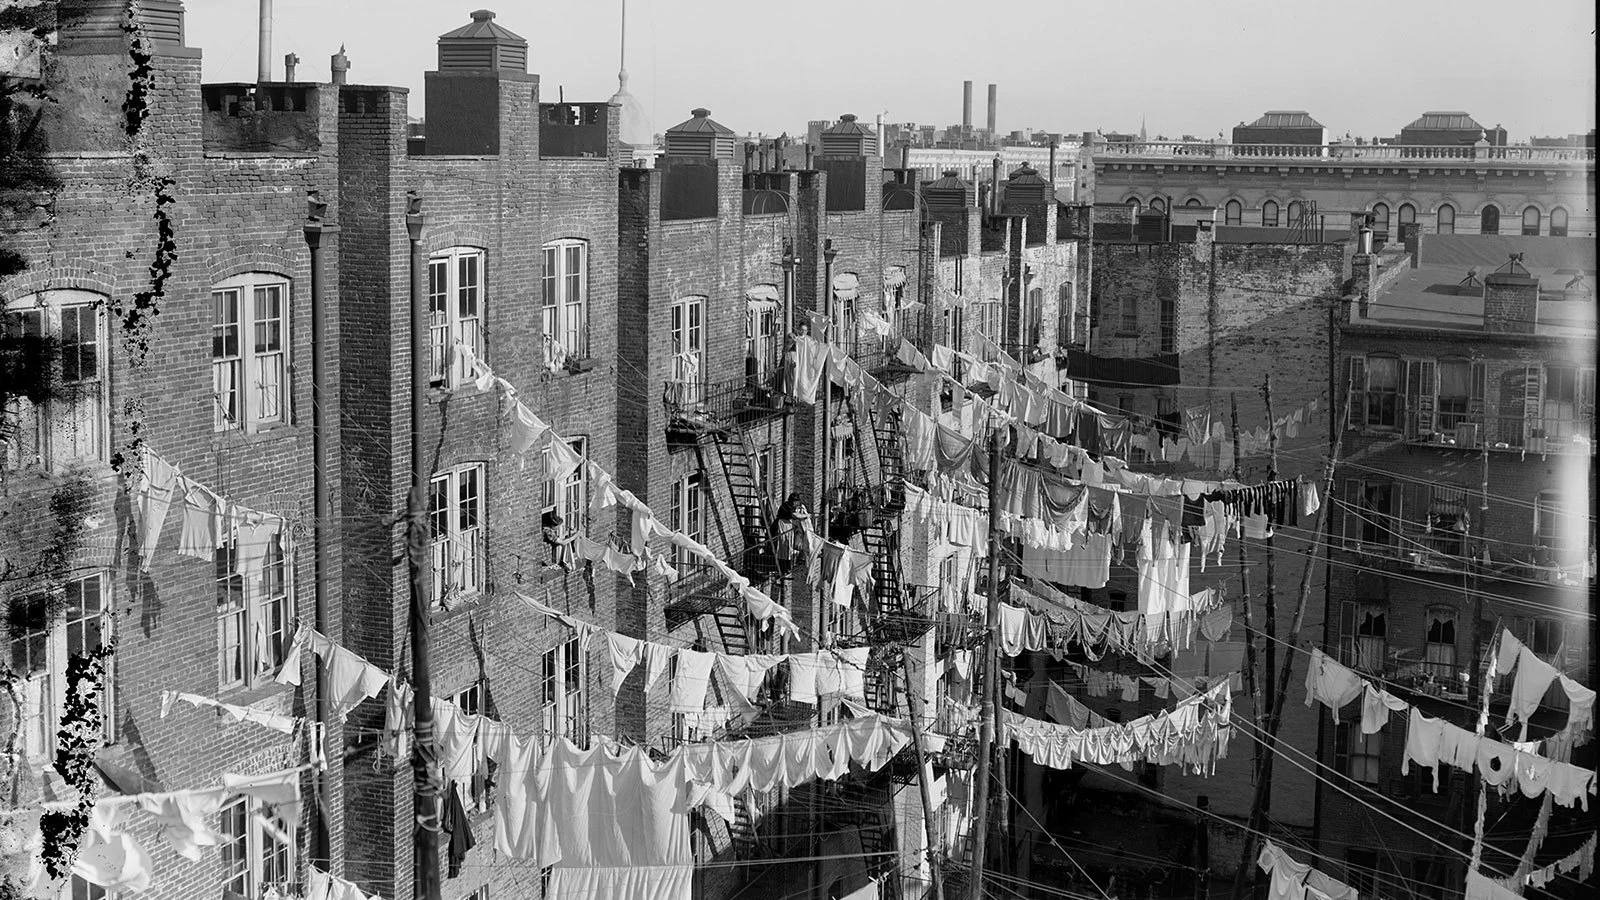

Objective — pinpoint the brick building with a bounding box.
[1316,232,1595,898]
[2,2,348,898]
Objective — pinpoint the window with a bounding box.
[1345,849,1379,898]
[1480,205,1499,235]
[977,300,1003,344]
[1224,199,1242,226]
[1520,207,1541,236]
[1436,204,1455,235]
[1371,203,1390,238]
[216,529,290,689]
[540,637,587,746]
[1398,203,1416,229]
[542,438,587,540]
[3,290,106,469]
[1512,616,1565,661]
[1422,484,1470,557]
[7,574,116,764]
[1183,198,1202,208]
[1261,200,1279,228]
[1549,207,1568,237]
[541,240,588,360]
[211,275,288,432]
[746,293,781,383]
[429,248,485,387]
[1334,722,1382,785]
[1343,479,1399,549]
[1287,200,1303,227]
[1339,602,1387,672]
[1126,198,1141,214]
[66,876,115,900]
[1534,490,1580,564]
[1155,396,1180,440]
[1158,296,1175,353]
[429,463,485,610]
[668,295,705,407]
[1056,282,1074,347]
[1148,197,1166,214]
[219,793,293,898]
[1535,364,1596,443]
[1434,358,1483,434]
[1025,287,1044,348]
[670,472,705,573]
[1424,608,1457,679]
[1118,291,1137,334]
[1362,356,1400,428]
[455,681,495,812]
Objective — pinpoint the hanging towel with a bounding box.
[669,650,718,713]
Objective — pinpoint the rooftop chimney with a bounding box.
[330,45,349,84]
[1482,254,1539,334]
[987,83,997,134]
[963,81,973,130]
[258,0,272,82]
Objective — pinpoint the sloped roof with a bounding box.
[1404,111,1482,131]
[666,108,734,135]
[439,10,526,44]
[824,114,874,136]
[1007,162,1047,185]
[1245,110,1323,128]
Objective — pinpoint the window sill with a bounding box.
[217,677,296,708]
[214,423,303,445]
[0,458,114,483]
[431,592,487,623]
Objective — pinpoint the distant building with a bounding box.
[1232,110,1327,148]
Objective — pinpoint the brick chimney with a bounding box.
[1482,255,1539,334]
[1001,162,1053,246]
[818,114,876,212]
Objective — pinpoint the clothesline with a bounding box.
[131,444,289,591]
[1258,839,1359,900]
[1001,680,1234,774]
[459,344,798,638]
[1492,832,1595,891]
[1303,644,1597,810]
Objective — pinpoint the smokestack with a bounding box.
[284,53,299,82]
[258,0,273,82]
[963,81,973,130]
[987,83,997,135]
[330,45,349,85]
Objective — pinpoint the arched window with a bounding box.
[1550,207,1569,237]
[1149,197,1167,214]
[1521,207,1541,236]
[1398,203,1416,226]
[1436,204,1455,235]
[3,289,107,468]
[1287,200,1303,226]
[1224,199,1242,226]
[1262,200,1280,228]
[1126,197,1141,214]
[1480,205,1499,235]
[1184,198,1203,208]
[1372,203,1390,237]
[212,273,291,430]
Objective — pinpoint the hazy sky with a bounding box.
[187,0,1597,141]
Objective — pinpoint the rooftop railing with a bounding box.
[1093,141,1595,165]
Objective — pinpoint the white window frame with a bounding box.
[540,637,588,747]
[1337,723,1382,786]
[216,528,292,690]
[1339,601,1387,673]
[670,471,704,574]
[212,274,289,432]
[669,295,705,406]
[429,463,485,610]
[454,681,494,813]
[218,792,294,898]
[746,297,781,383]
[1423,607,1457,679]
[3,290,107,469]
[542,239,589,360]
[541,438,587,539]
[7,573,116,767]
[429,247,485,388]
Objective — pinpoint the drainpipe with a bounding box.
[816,236,838,900]
[990,156,1002,217]
[405,192,444,900]
[781,239,796,339]
[302,191,337,870]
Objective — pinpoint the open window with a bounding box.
[4,290,107,468]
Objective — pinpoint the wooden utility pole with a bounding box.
[1261,375,1280,760]
[1232,416,1344,900]
[901,648,945,900]
[968,429,1003,900]
[1230,394,1262,773]
[405,194,443,900]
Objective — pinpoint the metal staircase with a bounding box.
[694,427,780,584]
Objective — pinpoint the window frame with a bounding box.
[1261,200,1279,228]
[1342,478,1401,551]
[1334,721,1382,785]
[1479,205,1499,235]
[1371,202,1390,237]
[7,573,117,765]
[1056,281,1074,347]
[541,239,589,361]
[3,290,108,469]
[540,636,588,747]
[429,462,486,610]
[670,471,705,574]
[1549,207,1568,237]
[541,438,587,540]
[668,295,706,405]
[746,296,781,383]
[218,792,295,898]
[454,680,496,813]
[1436,203,1455,235]
[1521,207,1541,236]
[1286,200,1303,227]
[212,274,290,432]
[1398,203,1416,228]
[215,528,292,691]
[1362,354,1401,429]
[1224,199,1242,226]
[1423,607,1457,679]
[1339,601,1387,672]
[429,247,486,388]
